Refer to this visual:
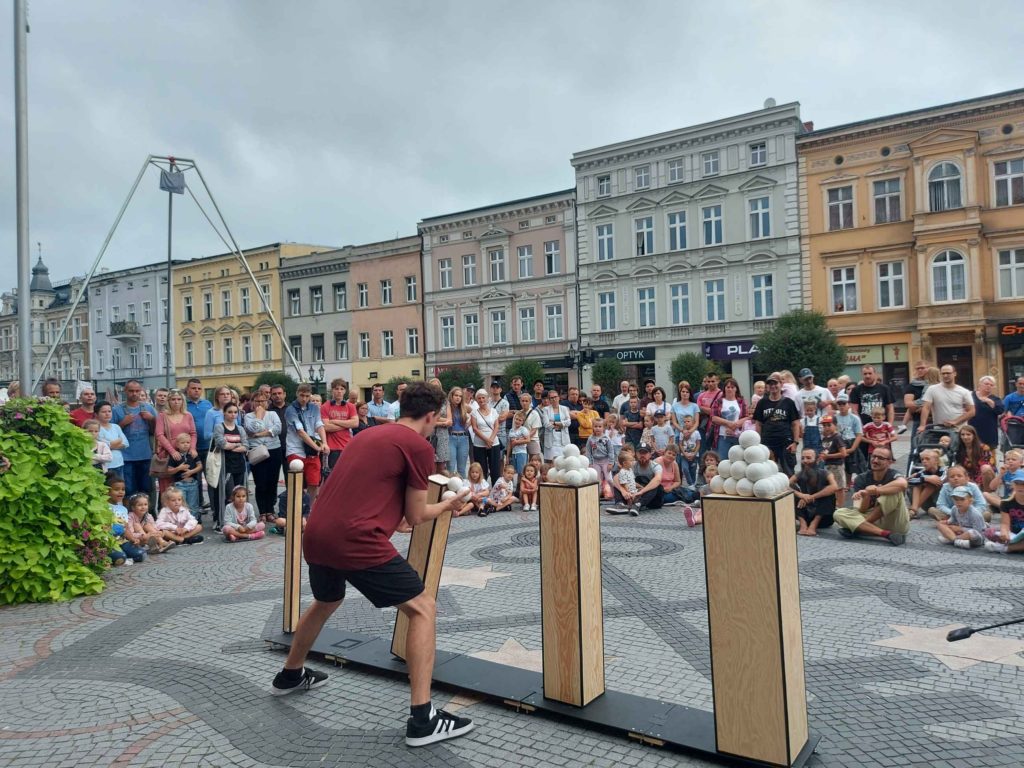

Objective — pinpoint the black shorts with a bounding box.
[307,555,424,608]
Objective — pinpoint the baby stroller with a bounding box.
[1004,415,1024,450]
[906,425,957,480]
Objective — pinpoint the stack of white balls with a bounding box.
[545,444,599,486]
[708,430,790,498]
[437,475,474,502]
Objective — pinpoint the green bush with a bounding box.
[437,363,482,395]
[0,398,118,604]
[253,371,299,402]
[754,310,845,381]
[669,352,721,391]
[383,376,414,401]
[503,360,546,389]
[590,357,624,397]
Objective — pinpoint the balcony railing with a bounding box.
[97,367,145,381]
[109,320,141,339]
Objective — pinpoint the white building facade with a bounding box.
[571,101,805,392]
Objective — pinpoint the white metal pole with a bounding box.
[14,0,32,390]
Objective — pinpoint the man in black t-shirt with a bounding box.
[850,365,894,426]
[752,376,801,476]
[833,448,908,545]
[589,385,610,418]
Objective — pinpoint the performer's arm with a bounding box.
[404,486,468,526]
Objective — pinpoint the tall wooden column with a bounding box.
[703,491,808,767]
[282,465,304,633]
[392,475,452,660]
[538,481,605,707]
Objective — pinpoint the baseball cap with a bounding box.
[465,383,476,390]
[950,486,972,498]
[490,380,502,388]
[820,415,834,424]
[766,376,780,384]
[637,443,652,452]
[836,393,849,403]
[1011,470,1024,484]
[799,368,814,380]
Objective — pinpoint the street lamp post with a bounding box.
[308,364,325,394]
[567,342,594,389]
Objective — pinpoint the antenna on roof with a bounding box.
[764,97,777,109]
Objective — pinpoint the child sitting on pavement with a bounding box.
[938,486,988,549]
[485,465,518,516]
[272,487,312,534]
[518,463,539,511]
[457,462,490,517]
[105,473,130,566]
[930,464,989,523]
[908,449,946,519]
[222,485,266,542]
[124,491,175,554]
[983,448,1023,511]
[155,487,205,545]
[985,470,1024,554]
[609,450,641,517]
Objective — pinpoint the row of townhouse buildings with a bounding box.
[3,88,1024,398]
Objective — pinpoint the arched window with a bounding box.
[931,250,967,302]
[928,162,962,212]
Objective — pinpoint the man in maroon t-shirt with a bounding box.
[320,378,358,472]
[69,386,97,427]
[271,382,475,748]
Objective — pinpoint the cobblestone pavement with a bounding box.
[5,436,1024,767]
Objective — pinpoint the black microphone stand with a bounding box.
[947,616,1024,642]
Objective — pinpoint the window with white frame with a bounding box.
[333,282,347,310]
[489,248,506,282]
[544,241,560,274]
[439,259,453,289]
[463,254,477,286]
[182,297,191,322]
[440,316,455,349]
[380,279,392,305]
[221,291,231,317]
[161,297,167,322]
[873,179,901,224]
[831,266,858,313]
[932,250,967,302]
[545,304,564,340]
[491,310,508,344]
[73,317,82,341]
[129,345,139,369]
[223,338,233,364]
[127,303,136,322]
[750,142,767,167]
[260,283,271,308]
[702,205,723,246]
[144,344,153,369]
[405,275,417,302]
[928,162,962,212]
[242,335,252,363]
[598,291,616,331]
[702,151,720,176]
[142,301,152,325]
[202,292,212,319]
[597,175,611,196]
[749,197,771,239]
[310,286,323,313]
[704,279,726,322]
[112,305,120,322]
[668,158,685,183]
[518,245,533,278]
[311,334,325,362]
[827,186,854,230]
[877,261,906,309]
[381,330,394,357]
[288,289,301,316]
[239,287,250,315]
[406,328,419,355]
[670,283,690,325]
[358,283,368,307]
[359,332,370,358]
[634,165,651,189]
[182,344,191,368]
[635,217,654,256]
[751,274,774,318]
[112,347,121,369]
[995,158,1024,207]
[96,307,104,330]
[999,249,1024,298]
[596,223,614,261]
[262,334,272,360]
[637,287,656,327]
[519,307,536,342]
[668,211,687,251]
[464,313,479,347]
[334,331,349,360]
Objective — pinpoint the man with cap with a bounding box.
[752,375,801,476]
[488,380,509,450]
[611,444,664,514]
[833,447,908,545]
[639,379,657,410]
[794,368,834,414]
[834,393,864,485]
[463,384,479,412]
[531,379,546,408]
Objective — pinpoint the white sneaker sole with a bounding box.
[270,676,328,696]
[406,720,474,747]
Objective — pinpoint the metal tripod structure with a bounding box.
[31,155,305,392]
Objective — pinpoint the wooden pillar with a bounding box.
[538,481,605,707]
[703,492,808,767]
[391,475,452,660]
[282,465,304,633]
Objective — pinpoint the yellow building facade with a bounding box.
[172,243,330,393]
[799,89,1024,390]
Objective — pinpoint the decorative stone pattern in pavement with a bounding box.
[5,454,1024,767]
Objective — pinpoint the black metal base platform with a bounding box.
[264,627,820,767]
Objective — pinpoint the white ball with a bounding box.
[564,469,583,486]
[563,444,581,458]
[746,462,771,482]
[736,478,754,497]
[717,459,732,478]
[567,457,584,472]
[288,459,305,472]
[709,475,726,494]
[577,455,590,469]
[441,490,457,500]
[547,469,562,484]
[723,477,739,495]
[753,478,774,498]
[730,460,748,480]
[744,445,770,465]
[739,430,761,448]
[728,445,746,462]
[447,477,464,493]
[553,456,567,470]
[587,467,599,483]
[773,474,790,494]
[766,460,779,475]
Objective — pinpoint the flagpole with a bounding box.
[14,0,32,390]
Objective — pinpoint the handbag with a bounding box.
[204,437,222,488]
[149,413,172,477]
[247,444,270,465]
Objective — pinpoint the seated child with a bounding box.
[650,411,674,455]
[166,432,203,513]
[908,449,946,519]
[222,485,266,542]
[609,450,641,517]
[527,453,547,485]
[124,491,174,555]
[931,464,989,523]
[84,419,112,470]
[986,470,1024,553]
[696,451,720,499]
[485,465,518,516]
[983,448,1023,510]
[938,486,988,549]
[155,487,205,544]
[518,464,539,511]
[105,472,129,566]
[457,462,490,517]
[273,487,312,534]
[586,420,614,498]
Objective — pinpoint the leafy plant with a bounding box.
[436,363,482,395]
[754,310,846,381]
[590,356,625,397]
[383,376,414,401]
[253,371,299,402]
[0,398,118,604]
[669,352,721,391]
[502,360,546,389]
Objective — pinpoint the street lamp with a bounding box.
[308,364,325,394]
[567,342,594,388]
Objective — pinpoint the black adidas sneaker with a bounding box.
[270,667,328,696]
[405,706,474,747]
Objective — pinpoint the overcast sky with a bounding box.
[1,0,1022,286]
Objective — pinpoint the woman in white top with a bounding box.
[470,389,502,484]
[542,389,572,461]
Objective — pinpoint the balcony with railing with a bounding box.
[109,320,141,340]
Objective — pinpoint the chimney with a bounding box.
[802,121,814,132]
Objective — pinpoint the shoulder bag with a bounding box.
[149,414,171,477]
[204,434,222,488]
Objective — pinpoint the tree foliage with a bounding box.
[669,352,721,391]
[436,363,482,396]
[383,376,414,401]
[253,371,300,402]
[590,357,625,397]
[754,310,846,381]
[502,360,547,389]
[0,398,118,604]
